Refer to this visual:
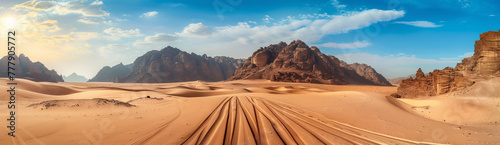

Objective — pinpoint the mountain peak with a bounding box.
[229,40,391,86]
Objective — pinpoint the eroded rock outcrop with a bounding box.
[117,46,243,83]
[339,60,392,86]
[396,30,500,98]
[0,54,64,82]
[229,40,392,86]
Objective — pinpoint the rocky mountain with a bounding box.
[63,73,88,82]
[0,54,64,82]
[395,30,500,98]
[229,40,392,86]
[88,63,132,82]
[387,77,407,86]
[338,61,392,86]
[117,46,243,83]
[213,56,245,69]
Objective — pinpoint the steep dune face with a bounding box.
[229,40,392,86]
[397,30,500,98]
[117,46,243,83]
[0,54,63,82]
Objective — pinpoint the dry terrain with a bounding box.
[0,78,499,145]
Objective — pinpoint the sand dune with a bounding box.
[0,78,499,144]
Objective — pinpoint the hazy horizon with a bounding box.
[1,0,499,79]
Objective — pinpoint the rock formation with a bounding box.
[229,40,392,86]
[396,30,500,98]
[338,60,392,86]
[0,54,64,82]
[88,63,132,82]
[387,77,409,86]
[117,46,243,83]
[63,73,88,82]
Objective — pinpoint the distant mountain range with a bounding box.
[0,54,63,82]
[88,63,132,82]
[117,46,244,83]
[1,42,394,86]
[63,73,88,82]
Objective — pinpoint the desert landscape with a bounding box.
[0,77,499,145]
[1,31,500,144]
[2,0,500,144]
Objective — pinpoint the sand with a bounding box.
[0,78,499,145]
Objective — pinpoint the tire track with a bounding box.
[181,96,445,145]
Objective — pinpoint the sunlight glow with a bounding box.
[2,17,17,29]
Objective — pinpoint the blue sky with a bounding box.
[0,0,499,79]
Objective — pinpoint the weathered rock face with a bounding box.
[213,56,245,78]
[88,63,132,82]
[456,30,500,77]
[0,54,64,82]
[117,46,243,83]
[396,67,474,98]
[229,40,392,86]
[338,60,393,86]
[396,30,500,98]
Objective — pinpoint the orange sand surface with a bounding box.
[0,78,499,145]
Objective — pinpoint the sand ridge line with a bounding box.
[262,97,445,145]
[180,96,445,145]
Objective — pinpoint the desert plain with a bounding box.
[0,78,499,145]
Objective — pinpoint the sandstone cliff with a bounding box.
[229,40,392,86]
[117,46,243,83]
[396,30,500,98]
[0,54,64,82]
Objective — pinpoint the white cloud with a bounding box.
[335,53,459,78]
[134,33,178,47]
[98,44,130,56]
[458,0,470,8]
[78,18,99,24]
[458,52,474,58]
[178,22,213,37]
[331,0,346,9]
[104,27,143,38]
[35,20,61,32]
[440,52,474,60]
[262,15,274,23]
[489,14,495,17]
[394,21,442,28]
[159,9,404,58]
[53,0,109,17]
[212,9,404,45]
[141,11,158,17]
[167,3,184,7]
[69,32,99,41]
[145,33,178,42]
[90,0,103,6]
[14,0,56,11]
[316,41,371,49]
